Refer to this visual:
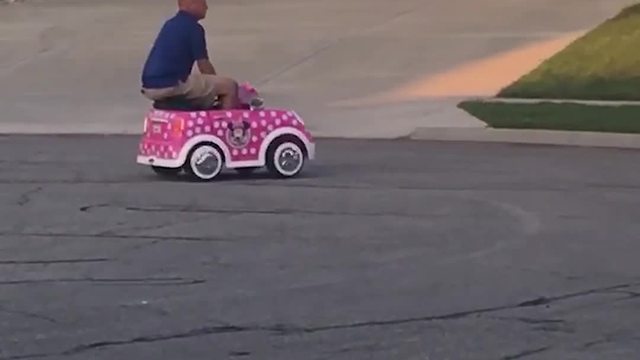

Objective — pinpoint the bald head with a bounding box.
[178,0,208,20]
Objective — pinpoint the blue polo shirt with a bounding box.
[141,11,209,89]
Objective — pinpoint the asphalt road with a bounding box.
[0,136,639,359]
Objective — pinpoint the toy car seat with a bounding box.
[152,95,221,111]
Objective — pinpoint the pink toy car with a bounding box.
[136,82,315,181]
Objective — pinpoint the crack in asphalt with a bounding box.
[228,351,251,357]
[16,186,43,206]
[287,283,639,335]
[0,306,57,324]
[1,325,250,360]
[0,231,232,243]
[64,326,247,355]
[79,203,109,212]
[0,178,586,193]
[0,258,109,265]
[491,316,574,334]
[94,216,222,253]
[3,282,637,359]
[493,316,566,325]
[581,333,640,350]
[490,315,570,333]
[603,290,640,298]
[501,346,551,360]
[80,203,448,220]
[0,277,205,286]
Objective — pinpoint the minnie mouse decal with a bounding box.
[226,119,251,149]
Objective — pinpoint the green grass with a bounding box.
[498,3,640,100]
[459,101,640,133]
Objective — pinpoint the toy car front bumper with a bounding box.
[306,142,316,160]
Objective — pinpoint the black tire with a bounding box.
[183,143,224,182]
[266,136,306,178]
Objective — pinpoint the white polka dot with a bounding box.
[232,149,239,156]
[270,111,276,117]
[195,127,202,133]
[243,112,249,118]
[172,152,177,158]
[252,136,258,142]
[204,125,211,132]
[190,113,197,118]
[197,118,203,125]
[213,122,220,128]
[251,122,258,128]
[187,120,194,127]
[287,111,293,116]
[275,119,281,126]
[163,133,168,139]
[199,111,206,117]
[250,148,256,154]
[226,111,232,117]
[292,120,298,126]
[267,125,274,131]
[187,130,193,137]
[260,120,267,126]
[260,131,266,138]
[282,115,289,120]
[222,121,227,128]
[259,111,265,117]
[217,130,224,136]
[241,148,248,155]
[168,146,173,152]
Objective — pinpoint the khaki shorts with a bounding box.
[142,73,218,108]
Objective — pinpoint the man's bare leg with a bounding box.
[184,73,239,109]
[212,76,239,109]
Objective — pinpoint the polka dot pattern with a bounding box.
[139,109,309,163]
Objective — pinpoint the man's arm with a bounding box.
[191,24,216,75]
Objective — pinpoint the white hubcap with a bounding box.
[190,145,222,179]
[274,142,303,176]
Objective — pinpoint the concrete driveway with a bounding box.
[0,0,635,136]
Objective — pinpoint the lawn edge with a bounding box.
[409,126,640,149]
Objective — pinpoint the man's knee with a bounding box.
[212,76,238,96]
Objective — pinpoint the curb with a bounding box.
[468,97,640,106]
[3,125,640,150]
[409,127,640,149]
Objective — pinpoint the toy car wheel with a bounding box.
[151,166,181,177]
[184,143,223,181]
[267,139,305,178]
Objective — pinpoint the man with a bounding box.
[140,0,239,109]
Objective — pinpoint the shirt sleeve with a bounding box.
[190,24,209,60]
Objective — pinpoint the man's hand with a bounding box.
[197,59,217,75]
